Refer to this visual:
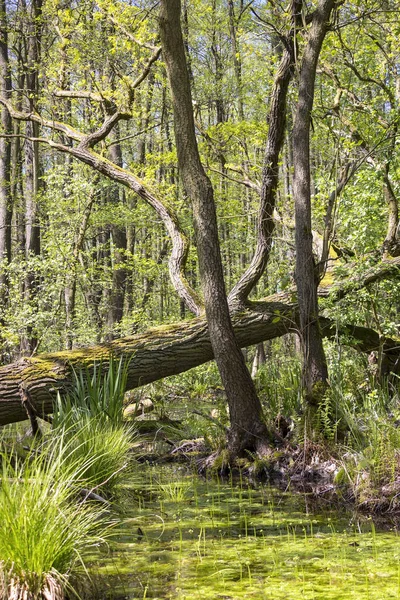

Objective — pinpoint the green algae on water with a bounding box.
[88,465,400,599]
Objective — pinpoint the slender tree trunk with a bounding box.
[0,0,12,325]
[211,0,226,124]
[141,240,169,310]
[91,231,107,341]
[137,73,155,169]
[10,55,25,256]
[160,0,270,456]
[64,192,96,349]
[293,0,336,406]
[320,161,356,275]
[182,0,194,86]
[251,343,266,378]
[53,24,79,350]
[383,169,400,256]
[24,0,42,259]
[21,0,43,355]
[105,127,127,340]
[227,0,244,121]
[228,0,302,306]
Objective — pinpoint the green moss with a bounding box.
[211,448,230,471]
[21,357,66,381]
[319,271,334,287]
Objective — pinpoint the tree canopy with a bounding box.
[0,0,400,446]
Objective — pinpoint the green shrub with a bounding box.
[51,356,137,494]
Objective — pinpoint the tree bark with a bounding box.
[159,0,270,456]
[251,343,267,378]
[227,0,244,121]
[10,46,25,256]
[21,0,43,355]
[293,0,335,406]
[211,0,226,125]
[24,0,42,260]
[319,161,356,277]
[0,250,399,426]
[383,170,400,257]
[64,189,97,349]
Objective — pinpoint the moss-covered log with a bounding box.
[0,298,399,427]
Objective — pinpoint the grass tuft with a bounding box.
[0,437,116,599]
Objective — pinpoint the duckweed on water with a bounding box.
[90,465,400,599]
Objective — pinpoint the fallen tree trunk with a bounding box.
[1,297,399,427]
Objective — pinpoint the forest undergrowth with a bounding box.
[128,341,400,516]
[0,359,137,600]
[1,346,400,599]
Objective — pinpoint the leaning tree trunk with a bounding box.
[0,294,399,427]
[159,0,270,456]
[0,248,399,425]
[293,0,336,407]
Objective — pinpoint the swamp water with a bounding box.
[90,465,400,599]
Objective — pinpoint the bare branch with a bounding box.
[104,12,159,51]
[0,97,83,142]
[209,166,261,193]
[344,59,394,104]
[51,46,161,150]
[52,90,104,102]
[106,121,164,147]
[131,46,162,91]
[78,111,131,149]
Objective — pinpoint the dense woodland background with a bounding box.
[0,0,400,432]
[4,4,400,596]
